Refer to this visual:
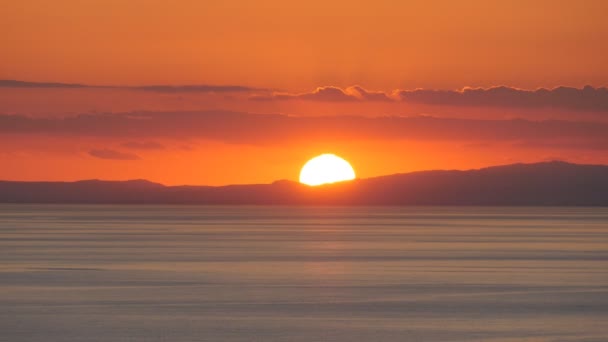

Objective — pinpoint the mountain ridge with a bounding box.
[1,161,607,205]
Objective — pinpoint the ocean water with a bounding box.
[0,205,607,342]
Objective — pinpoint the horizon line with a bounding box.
[0,160,596,188]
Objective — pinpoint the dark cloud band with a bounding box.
[1,111,606,150]
[252,85,608,111]
[3,80,608,111]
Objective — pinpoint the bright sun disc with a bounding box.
[299,154,356,186]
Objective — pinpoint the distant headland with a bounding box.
[1,162,607,206]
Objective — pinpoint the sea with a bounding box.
[1,205,607,341]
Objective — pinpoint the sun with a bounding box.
[299,154,356,186]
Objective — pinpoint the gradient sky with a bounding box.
[1,0,608,185]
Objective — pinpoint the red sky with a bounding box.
[1,0,608,185]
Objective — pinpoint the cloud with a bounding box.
[88,149,140,160]
[347,86,393,101]
[297,86,356,101]
[0,79,262,93]
[135,85,262,93]
[252,85,608,111]
[1,111,607,150]
[0,79,88,88]
[397,86,608,111]
[121,141,165,150]
[267,86,357,101]
[252,86,393,102]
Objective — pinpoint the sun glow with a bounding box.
[299,154,356,186]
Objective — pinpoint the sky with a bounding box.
[1,0,608,185]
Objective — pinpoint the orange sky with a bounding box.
[1,0,608,185]
[3,0,608,89]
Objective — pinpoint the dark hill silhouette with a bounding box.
[1,161,607,205]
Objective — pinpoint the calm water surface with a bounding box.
[1,205,607,341]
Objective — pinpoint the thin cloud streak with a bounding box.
[121,141,165,150]
[88,149,140,160]
[0,80,89,88]
[0,80,264,93]
[135,85,263,93]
